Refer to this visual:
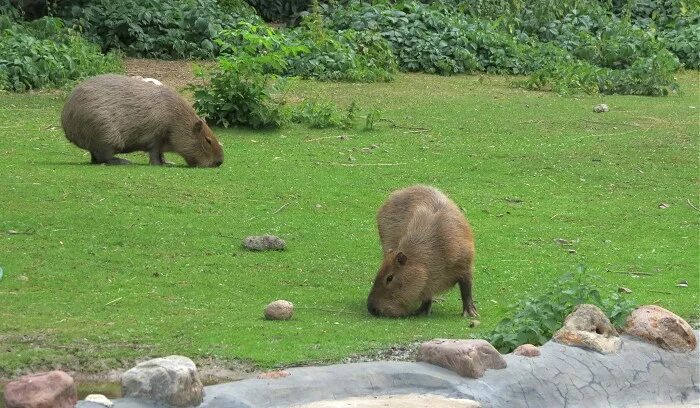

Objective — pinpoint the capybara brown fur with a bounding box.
[61,74,223,167]
[367,185,477,318]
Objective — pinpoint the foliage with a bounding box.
[244,0,312,22]
[0,14,121,92]
[191,23,307,129]
[486,266,637,353]
[286,12,397,82]
[55,0,261,59]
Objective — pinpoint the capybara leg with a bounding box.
[90,150,128,165]
[458,276,478,317]
[149,148,173,166]
[412,299,433,316]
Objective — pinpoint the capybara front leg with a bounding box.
[412,299,433,316]
[149,148,173,166]
[458,276,478,317]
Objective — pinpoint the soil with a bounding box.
[123,58,210,92]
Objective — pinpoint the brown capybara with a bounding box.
[367,185,477,318]
[61,74,223,167]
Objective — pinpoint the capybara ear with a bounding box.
[193,118,204,133]
[396,251,407,265]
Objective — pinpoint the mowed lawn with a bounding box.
[0,72,697,376]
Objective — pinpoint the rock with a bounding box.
[512,344,540,357]
[618,286,632,294]
[593,104,609,113]
[121,355,204,407]
[242,235,286,251]
[469,319,480,328]
[265,300,294,320]
[553,304,621,354]
[3,370,77,408]
[84,394,113,407]
[676,283,688,288]
[257,370,290,379]
[623,305,696,352]
[417,339,506,378]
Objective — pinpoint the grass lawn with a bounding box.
[0,71,698,377]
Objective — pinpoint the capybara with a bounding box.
[367,185,477,318]
[61,74,223,167]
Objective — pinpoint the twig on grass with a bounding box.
[687,198,700,212]
[610,271,654,276]
[316,161,406,167]
[379,118,429,132]
[272,202,292,215]
[305,135,345,142]
[105,297,122,306]
[647,290,673,295]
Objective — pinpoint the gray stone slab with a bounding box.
[78,332,700,408]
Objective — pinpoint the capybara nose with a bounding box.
[214,160,223,167]
[367,303,380,316]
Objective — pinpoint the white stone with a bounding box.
[84,394,113,407]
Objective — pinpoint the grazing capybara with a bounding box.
[61,74,223,167]
[367,185,477,317]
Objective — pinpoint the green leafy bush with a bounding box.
[191,23,307,128]
[486,266,637,353]
[0,14,121,91]
[56,0,260,59]
[244,0,311,22]
[286,10,397,82]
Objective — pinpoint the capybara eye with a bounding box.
[386,275,394,284]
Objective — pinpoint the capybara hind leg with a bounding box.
[149,148,173,166]
[412,299,433,316]
[458,276,478,317]
[91,150,130,165]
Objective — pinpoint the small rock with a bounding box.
[624,305,696,352]
[257,370,290,379]
[315,204,322,209]
[84,394,113,407]
[417,339,506,378]
[658,203,670,209]
[513,344,540,357]
[339,135,349,140]
[567,249,577,254]
[678,279,688,285]
[242,235,286,251]
[265,300,294,320]
[676,283,688,288]
[4,370,77,408]
[554,238,571,245]
[618,287,632,294]
[553,304,621,354]
[593,103,609,113]
[121,356,203,407]
[469,319,480,328]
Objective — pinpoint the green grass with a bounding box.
[0,72,698,376]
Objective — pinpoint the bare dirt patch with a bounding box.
[123,58,213,92]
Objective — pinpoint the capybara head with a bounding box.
[175,118,224,168]
[367,250,428,317]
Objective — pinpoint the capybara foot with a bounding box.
[106,157,131,165]
[463,302,478,318]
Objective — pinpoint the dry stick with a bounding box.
[295,306,356,315]
[648,290,673,295]
[379,118,429,132]
[272,202,292,215]
[611,271,654,276]
[317,161,406,167]
[687,198,700,212]
[105,297,122,306]
[305,135,345,142]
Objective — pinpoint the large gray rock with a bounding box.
[624,305,697,352]
[265,300,294,320]
[121,355,203,407]
[4,370,77,408]
[243,235,286,251]
[417,339,506,378]
[553,303,621,353]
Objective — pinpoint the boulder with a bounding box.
[265,300,294,320]
[121,355,204,407]
[84,394,113,407]
[3,370,77,408]
[624,305,696,352]
[553,304,621,354]
[243,235,286,251]
[512,344,540,357]
[417,339,506,378]
[593,104,609,113]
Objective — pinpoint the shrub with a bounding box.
[0,14,121,92]
[486,266,637,353]
[191,23,307,128]
[244,0,311,22]
[55,0,261,59]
